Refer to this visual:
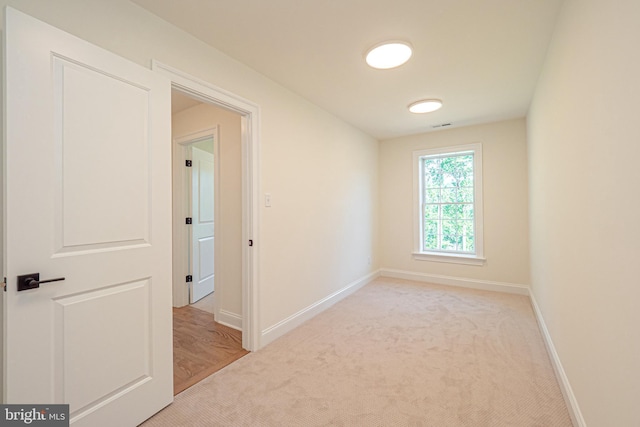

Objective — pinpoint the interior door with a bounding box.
[3,8,173,427]
[191,146,215,303]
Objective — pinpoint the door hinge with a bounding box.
[186,275,193,283]
[185,160,192,167]
[186,217,192,224]
[248,239,253,247]
[3,277,6,292]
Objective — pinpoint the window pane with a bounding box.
[424,220,438,236]
[442,155,473,186]
[441,204,463,220]
[424,232,438,250]
[440,188,457,203]
[424,218,439,251]
[441,236,461,251]
[458,187,474,203]
[440,240,453,251]
[423,159,443,187]
[441,172,457,188]
[424,204,439,220]
[462,220,474,252]
[460,175,474,188]
[464,234,475,252]
[441,220,461,246]
[461,219,474,233]
[463,204,474,220]
[442,219,461,231]
[456,155,474,181]
[425,188,440,203]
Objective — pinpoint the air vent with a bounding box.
[432,123,452,128]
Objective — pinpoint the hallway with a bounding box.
[173,301,248,395]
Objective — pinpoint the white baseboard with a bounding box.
[260,270,380,347]
[217,309,242,331]
[529,292,586,427]
[379,268,529,295]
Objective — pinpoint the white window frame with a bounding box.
[412,143,485,265]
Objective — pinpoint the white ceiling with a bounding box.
[133,0,563,140]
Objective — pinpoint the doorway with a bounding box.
[170,91,247,394]
[173,126,220,313]
[153,61,260,353]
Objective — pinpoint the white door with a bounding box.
[3,8,173,427]
[190,146,215,303]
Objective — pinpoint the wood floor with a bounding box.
[173,304,248,395]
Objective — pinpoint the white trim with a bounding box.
[174,128,218,145]
[380,268,529,295]
[260,271,380,347]
[153,60,261,352]
[529,291,586,427]
[217,309,243,331]
[412,252,486,266]
[413,143,484,260]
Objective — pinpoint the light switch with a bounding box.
[265,193,271,207]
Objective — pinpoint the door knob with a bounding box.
[17,273,65,291]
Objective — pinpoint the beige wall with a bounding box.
[379,118,530,286]
[0,0,379,344]
[527,0,640,425]
[172,103,243,318]
[259,106,379,328]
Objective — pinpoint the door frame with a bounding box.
[173,128,220,314]
[153,61,260,352]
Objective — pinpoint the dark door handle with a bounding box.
[17,273,65,291]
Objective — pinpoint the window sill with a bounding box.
[412,252,486,266]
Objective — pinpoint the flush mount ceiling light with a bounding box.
[365,41,413,69]
[408,99,443,114]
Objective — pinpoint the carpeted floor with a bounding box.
[142,278,572,426]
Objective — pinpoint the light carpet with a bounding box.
[142,278,572,426]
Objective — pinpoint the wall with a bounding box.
[172,102,243,322]
[0,0,379,346]
[527,0,640,425]
[379,119,530,288]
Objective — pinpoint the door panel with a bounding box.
[197,154,215,223]
[55,57,150,250]
[4,8,172,427]
[53,279,151,411]
[198,237,215,280]
[191,146,215,303]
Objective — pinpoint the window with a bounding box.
[413,143,484,265]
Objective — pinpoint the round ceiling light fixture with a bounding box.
[408,99,443,114]
[365,41,413,69]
